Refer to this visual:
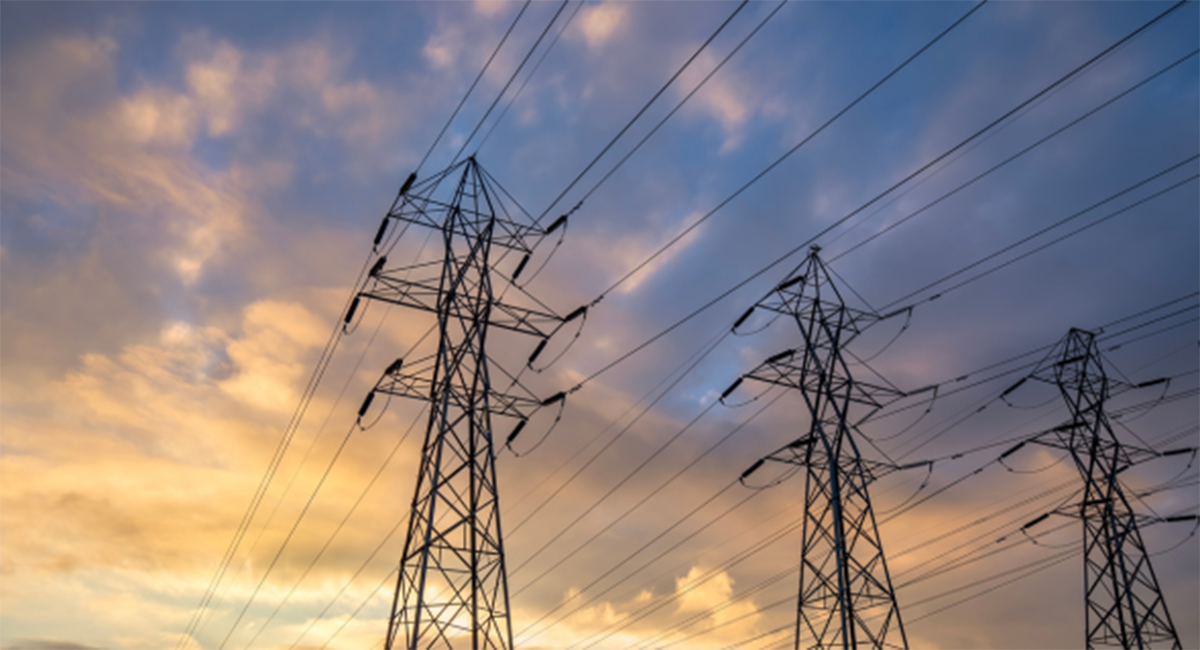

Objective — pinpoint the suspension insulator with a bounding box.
[357,391,375,419]
[1000,377,1027,397]
[788,436,813,448]
[512,253,531,280]
[546,215,567,234]
[345,296,361,324]
[369,256,387,278]
[740,459,765,480]
[1000,441,1026,459]
[1022,512,1051,530]
[766,349,796,364]
[563,306,587,323]
[506,419,528,446]
[528,339,549,365]
[1056,354,1086,367]
[732,306,755,331]
[385,358,404,375]
[777,275,805,291]
[399,172,416,196]
[1161,447,1195,457]
[373,218,390,246]
[720,377,743,401]
[541,392,566,407]
[1136,377,1168,388]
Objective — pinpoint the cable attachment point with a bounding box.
[777,275,805,292]
[372,217,390,249]
[512,252,531,281]
[369,256,387,278]
[739,459,765,483]
[732,306,755,333]
[719,377,744,405]
[505,419,528,448]
[546,214,568,235]
[528,339,549,367]
[356,391,375,425]
[1022,512,1052,530]
[399,172,416,197]
[766,349,796,364]
[343,295,364,334]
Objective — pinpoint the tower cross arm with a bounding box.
[359,275,564,337]
[372,363,543,421]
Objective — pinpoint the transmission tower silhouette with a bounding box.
[732,247,910,650]
[352,157,569,650]
[1022,328,1183,649]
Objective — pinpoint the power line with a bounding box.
[590,0,987,304]
[827,48,1200,264]
[564,0,1182,394]
[879,156,1199,310]
[415,0,532,173]
[475,0,586,154]
[534,0,753,223]
[451,0,572,163]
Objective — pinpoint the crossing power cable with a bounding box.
[200,5,779,643]
[182,162,448,643]
[533,0,753,224]
[178,220,403,647]
[827,47,1200,265]
[475,1,586,155]
[415,0,531,173]
[219,230,443,646]
[859,292,1199,425]
[566,0,790,212]
[585,0,987,306]
[878,155,1199,312]
[242,400,430,647]
[500,1,987,540]
[450,0,572,164]
[558,0,1184,396]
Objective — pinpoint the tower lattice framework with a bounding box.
[737,247,908,650]
[1029,328,1182,650]
[355,158,566,650]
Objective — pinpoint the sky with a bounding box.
[1,1,1197,649]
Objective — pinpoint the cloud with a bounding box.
[2,641,98,650]
[576,3,627,50]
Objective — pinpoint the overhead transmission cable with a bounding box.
[415,0,531,173]
[562,0,1183,395]
[475,0,586,154]
[189,6,539,641]
[178,221,394,647]
[879,155,1199,312]
[587,0,987,305]
[502,0,985,537]
[451,0,572,164]
[828,47,1200,264]
[533,0,753,224]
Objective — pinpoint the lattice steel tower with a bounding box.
[733,247,908,650]
[353,158,567,650]
[1028,328,1182,649]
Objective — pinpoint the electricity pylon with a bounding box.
[352,157,568,650]
[1025,328,1182,649]
[731,247,911,650]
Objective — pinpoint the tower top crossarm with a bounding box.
[1018,328,1162,464]
[753,246,881,342]
[386,157,554,253]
